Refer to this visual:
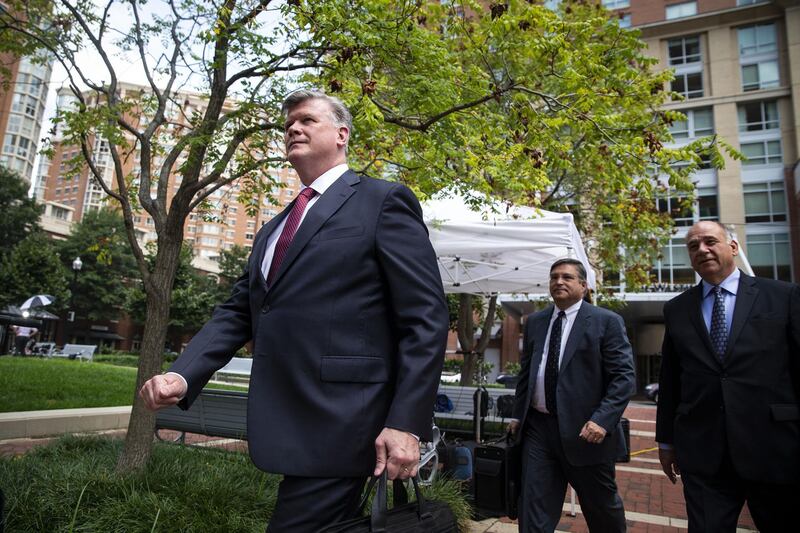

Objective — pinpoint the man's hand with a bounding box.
[139,374,187,411]
[374,428,419,480]
[578,421,607,444]
[507,420,520,435]
[659,447,680,484]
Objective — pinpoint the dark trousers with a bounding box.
[266,474,366,532]
[519,410,626,533]
[14,336,29,355]
[682,452,796,533]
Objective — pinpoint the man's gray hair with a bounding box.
[689,220,735,243]
[281,89,353,135]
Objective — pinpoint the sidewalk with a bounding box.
[0,402,758,532]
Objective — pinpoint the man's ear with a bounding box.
[337,126,349,148]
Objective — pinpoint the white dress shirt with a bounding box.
[260,163,349,279]
[168,164,349,395]
[532,299,583,414]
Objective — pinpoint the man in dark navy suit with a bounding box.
[509,258,635,532]
[140,90,449,531]
[657,220,799,532]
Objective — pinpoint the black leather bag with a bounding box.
[319,472,458,532]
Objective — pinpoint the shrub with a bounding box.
[0,436,472,531]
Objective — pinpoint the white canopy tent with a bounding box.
[423,196,596,295]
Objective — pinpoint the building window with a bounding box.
[741,140,782,165]
[602,0,630,8]
[245,233,254,240]
[668,36,701,65]
[666,2,697,20]
[653,237,696,288]
[737,0,762,4]
[671,72,703,99]
[743,181,786,222]
[742,62,779,91]
[738,23,779,91]
[738,23,777,56]
[697,187,719,220]
[669,107,713,139]
[246,221,255,229]
[618,13,631,28]
[738,101,779,132]
[655,187,717,227]
[746,233,791,280]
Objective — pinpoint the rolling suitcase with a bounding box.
[473,435,521,519]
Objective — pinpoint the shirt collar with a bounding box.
[554,299,583,318]
[702,268,740,298]
[304,164,349,196]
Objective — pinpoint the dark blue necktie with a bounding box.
[545,311,565,414]
[709,285,728,361]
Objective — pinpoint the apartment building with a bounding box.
[43,83,301,263]
[0,2,53,188]
[596,0,800,384]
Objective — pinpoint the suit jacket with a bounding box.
[169,171,449,477]
[656,272,800,484]
[512,302,635,466]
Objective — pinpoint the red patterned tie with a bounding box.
[267,187,316,285]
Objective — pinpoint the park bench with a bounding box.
[155,389,248,443]
[50,344,97,362]
[212,357,252,383]
[433,385,517,439]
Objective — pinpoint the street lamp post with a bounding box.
[65,256,82,345]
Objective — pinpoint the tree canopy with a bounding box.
[0,0,736,467]
[0,165,43,258]
[0,232,71,311]
[56,208,140,321]
[126,244,221,332]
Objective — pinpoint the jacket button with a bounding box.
[261,305,270,314]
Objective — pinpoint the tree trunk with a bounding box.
[456,294,499,386]
[457,293,476,386]
[116,237,182,473]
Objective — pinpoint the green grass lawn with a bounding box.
[0,357,247,413]
[0,435,472,532]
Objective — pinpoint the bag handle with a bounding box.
[362,472,429,532]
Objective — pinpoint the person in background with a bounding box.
[11,325,38,356]
[509,258,635,533]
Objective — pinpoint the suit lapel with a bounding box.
[267,171,358,290]
[687,283,716,359]
[527,308,552,388]
[726,273,758,360]
[560,302,589,371]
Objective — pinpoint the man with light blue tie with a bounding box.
[657,220,800,532]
